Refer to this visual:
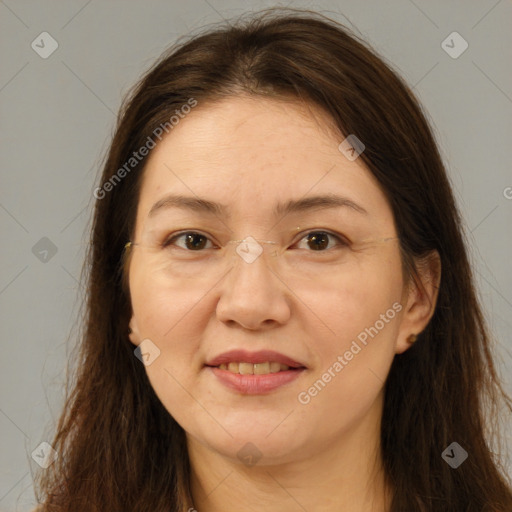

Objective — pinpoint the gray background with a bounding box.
[1,1,511,510]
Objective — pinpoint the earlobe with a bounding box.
[406,333,417,344]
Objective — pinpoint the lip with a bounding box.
[205,349,307,369]
[207,366,306,394]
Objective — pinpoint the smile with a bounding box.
[216,361,291,375]
[206,365,305,394]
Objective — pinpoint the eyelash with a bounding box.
[161,230,350,252]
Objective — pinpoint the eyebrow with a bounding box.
[147,193,368,219]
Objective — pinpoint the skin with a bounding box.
[127,95,441,512]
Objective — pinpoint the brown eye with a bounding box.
[296,231,347,251]
[163,232,214,251]
[306,232,329,251]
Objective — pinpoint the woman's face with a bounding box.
[127,95,415,465]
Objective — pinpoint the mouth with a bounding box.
[205,349,307,373]
[207,361,303,375]
[204,350,307,394]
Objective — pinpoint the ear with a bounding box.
[128,314,142,346]
[395,250,441,354]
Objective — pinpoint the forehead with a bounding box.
[147,95,345,167]
[134,95,393,230]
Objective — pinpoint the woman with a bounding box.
[34,7,512,511]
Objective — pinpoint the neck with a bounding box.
[187,394,392,512]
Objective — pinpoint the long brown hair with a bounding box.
[35,8,512,511]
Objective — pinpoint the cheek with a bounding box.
[129,261,206,383]
[298,312,397,434]
[129,265,206,424]
[320,257,402,345]
[305,255,402,402]
[130,258,201,338]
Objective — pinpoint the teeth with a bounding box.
[270,362,281,373]
[217,361,292,375]
[254,362,270,375]
[239,362,253,375]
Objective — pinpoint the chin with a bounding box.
[198,427,309,466]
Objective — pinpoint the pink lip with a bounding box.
[205,349,306,369]
[207,366,305,394]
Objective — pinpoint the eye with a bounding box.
[294,230,348,251]
[162,230,349,252]
[162,231,216,251]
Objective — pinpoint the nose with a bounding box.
[215,238,291,330]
